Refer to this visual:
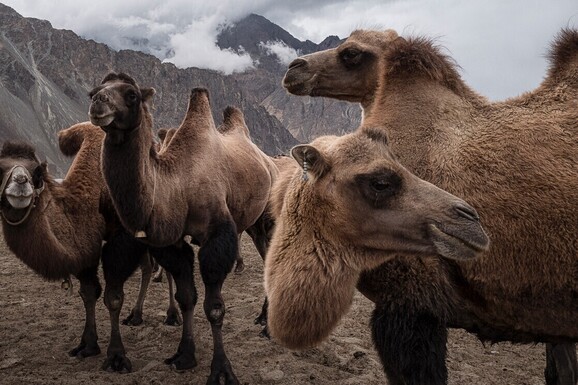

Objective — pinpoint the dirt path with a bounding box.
[0,233,554,384]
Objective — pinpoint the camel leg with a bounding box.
[69,265,102,358]
[233,234,245,273]
[371,304,448,385]
[246,212,275,337]
[150,243,198,371]
[164,270,182,326]
[101,230,147,372]
[122,252,153,326]
[545,343,578,385]
[199,221,240,385]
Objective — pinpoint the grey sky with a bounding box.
[2,0,577,100]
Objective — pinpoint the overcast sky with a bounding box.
[3,0,577,100]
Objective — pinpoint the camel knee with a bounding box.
[205,301,225,324]
[104,290,124,311]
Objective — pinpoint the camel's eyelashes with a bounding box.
[340,48,363,68]
[125,91,138,104]
[356,171,402,207]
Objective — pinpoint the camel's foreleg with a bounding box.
[371,303,448,385]
[151,243,198,371]
[101,230,147,373]
[69,265,102,358]
[122,252,153,326]
[199,220,240,385]
[545,343,578,385]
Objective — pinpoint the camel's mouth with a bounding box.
[428,223,489,260]
[283,72,317,96]
[5,194,33,209]
[89,113,115,127]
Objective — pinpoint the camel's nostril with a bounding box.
[14,174,28,185]
[454,203,480,222]
[288,58,307,70]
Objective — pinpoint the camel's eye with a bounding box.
[125,91,138,104]
[340,48,363,67]
[356,171,402,208]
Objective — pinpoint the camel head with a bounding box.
[283,30,399,106]
[0,142,47,225]
[88,72,155,144]
[278,128,489,266]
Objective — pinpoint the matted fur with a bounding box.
[282,27,578,381]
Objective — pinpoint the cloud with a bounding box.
[259,41,300,66]
[3,0,578,98]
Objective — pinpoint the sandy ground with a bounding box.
[0,233,559,385]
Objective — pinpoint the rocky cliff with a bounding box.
[0,5,360,175]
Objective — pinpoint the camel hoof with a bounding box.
[234,261,245,274]
[259,326,271,339]
[102,353,132,373]
[69,344,101,358]
[254,312,267,326]
[206,359,240,385]
[164,311,183,326]
[164,351,197,371]
[122,311,144,326]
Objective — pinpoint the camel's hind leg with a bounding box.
[69,265,102,358]
[150,242,198,371]
[122,252,153,326]
[545,343,578,385]
[199,220,240,385]
[101,230,148,372]
[163,270,182,326]
[246,211,275,337]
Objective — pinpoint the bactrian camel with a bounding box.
[89,72,277,385]
[0,124,157,369]
[282,28,578,384]
[265,128,490,347]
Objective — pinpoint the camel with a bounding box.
[264,129,490,348]
[89,72,278,384]
[281,28,578,385]
[0,124,156,365]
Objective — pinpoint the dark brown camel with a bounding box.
[282,28,578,385]
[0,125,157,367]
[89,72,277,385]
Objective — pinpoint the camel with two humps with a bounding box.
[89,72,278,384]
[0,123,170,370]
[282,28,578,385]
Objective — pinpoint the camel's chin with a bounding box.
[6,194,33,209]
[428,223,489,261]
[89,114,115,127]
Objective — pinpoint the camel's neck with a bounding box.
[1,189,95,281]
[101,122,159,236]
[264,187,364,349]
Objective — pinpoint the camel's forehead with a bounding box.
[348,29,395,46]
[328,135,394,168]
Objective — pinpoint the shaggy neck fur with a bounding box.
[265,175,393,349]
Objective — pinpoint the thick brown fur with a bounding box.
[282,28,578,382]
[265,131,488,349]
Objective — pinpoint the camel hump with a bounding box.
[58,122,99,157]
[546,28,578,84]
[219,106,250,136]
[181,87,214,130]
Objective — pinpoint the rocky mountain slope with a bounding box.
[0,4,360,175]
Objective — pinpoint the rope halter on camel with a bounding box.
[0,164,46,226]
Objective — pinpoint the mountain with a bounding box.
[0,5,360,176]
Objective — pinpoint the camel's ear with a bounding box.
[291,144,330,180]
[141,87,155,105]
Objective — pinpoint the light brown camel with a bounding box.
[0,124,156,365]
[265,129,489,349]
[89,72,278,385]
[282,28,578,385]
